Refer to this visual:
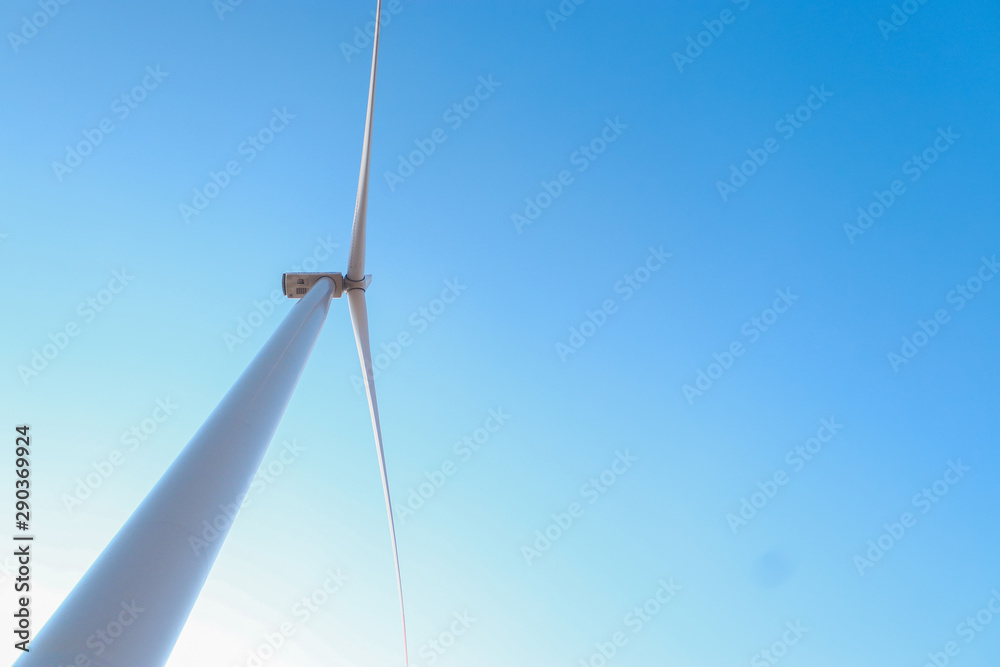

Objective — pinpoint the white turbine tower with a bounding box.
[16,1,409,665]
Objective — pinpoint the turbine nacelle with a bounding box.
[281,272,373,299]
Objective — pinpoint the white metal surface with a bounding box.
[342,1,409,662]
[341,0,409,663]
[346,0,382,282]
[283,271,345,298]
[348,287,408,665]
[17,278,336,667]
[22,0,409,663]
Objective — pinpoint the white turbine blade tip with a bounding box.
[347,0,384,281]
[347,288,409,665]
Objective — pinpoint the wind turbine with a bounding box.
[16,1,408,665]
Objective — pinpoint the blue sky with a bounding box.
[2,0,999,665]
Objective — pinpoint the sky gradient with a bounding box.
[2,0,999,665]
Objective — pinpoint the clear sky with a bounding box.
[2,0,999,665]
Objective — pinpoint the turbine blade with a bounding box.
[347,287,408,666]
[346,0,383,282]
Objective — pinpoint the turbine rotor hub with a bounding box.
[344,274,373,291]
